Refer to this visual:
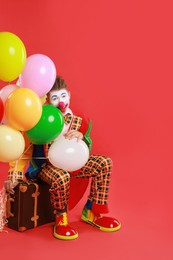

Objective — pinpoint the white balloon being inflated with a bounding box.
[48,136,89,172]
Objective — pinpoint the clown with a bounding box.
[5,76,121,240]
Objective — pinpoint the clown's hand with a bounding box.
[64,130,83,142]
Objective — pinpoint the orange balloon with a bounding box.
[5,88,42,131]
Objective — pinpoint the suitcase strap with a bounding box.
[31,183,40,227]
[19,182,40,228]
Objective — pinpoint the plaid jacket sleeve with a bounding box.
[70,115,83,131]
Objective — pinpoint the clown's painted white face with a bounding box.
[49,89,70,114]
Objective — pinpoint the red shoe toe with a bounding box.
[94,217,121,232]
[54,224,78,240]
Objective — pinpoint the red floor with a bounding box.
[0,148,172,260]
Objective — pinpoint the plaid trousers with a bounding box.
[38,154,112,211]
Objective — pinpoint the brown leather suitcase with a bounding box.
[6,181,55,232]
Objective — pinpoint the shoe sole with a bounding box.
[81,215,121,232]
[53,226,78,240]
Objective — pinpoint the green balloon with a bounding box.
[26,104,64,144]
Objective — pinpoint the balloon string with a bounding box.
[17,157,47,159]
[0,188,8,233]
[12,143,33,184]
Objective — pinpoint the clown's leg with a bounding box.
[76,155,121,232]
[38,163,78,240]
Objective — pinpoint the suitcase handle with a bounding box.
[6,197,14,218]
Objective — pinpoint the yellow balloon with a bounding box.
[0,125,25,162]
[5,88,42,131]
[0,32,26,82]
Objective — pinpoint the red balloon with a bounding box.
[0,97,4,122]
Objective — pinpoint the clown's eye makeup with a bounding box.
[61,92,67,98]
[51,95,58,101]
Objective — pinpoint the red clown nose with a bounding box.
[58,101,66,110]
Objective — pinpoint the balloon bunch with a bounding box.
[0,32,64,163]
[0,31,90,172]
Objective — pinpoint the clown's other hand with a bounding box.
[4,180,18,194]
[64,130,83,142]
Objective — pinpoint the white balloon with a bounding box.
[48,137,89,172]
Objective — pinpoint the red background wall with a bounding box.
[0,0,173,259]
